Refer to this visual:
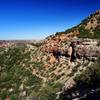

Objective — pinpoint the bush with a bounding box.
[78,26,93,38]
[93,27,100,39]
[37,83,63,100]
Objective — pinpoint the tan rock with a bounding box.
[49,53,57,64]
[64,78,76,91]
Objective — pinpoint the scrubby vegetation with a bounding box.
[0,45,41,99]
[0,45,63,100]
[78,25,93,38]
[93,27,100,39]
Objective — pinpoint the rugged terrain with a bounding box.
[0,10,100,100]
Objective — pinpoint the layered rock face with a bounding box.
[74,38,100,59]
[41,38,100,65]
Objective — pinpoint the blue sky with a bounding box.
[0,0,100,40]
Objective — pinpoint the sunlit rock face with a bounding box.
[74,38,100,58]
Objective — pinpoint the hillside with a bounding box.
[0,43,64,100]
[0,10,100,100]
[41,10,100,53]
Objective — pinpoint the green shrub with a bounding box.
[93,27,100,39]
[78,26,93,38]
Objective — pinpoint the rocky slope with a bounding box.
[0,10,100,100]
[41,10,100,53]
